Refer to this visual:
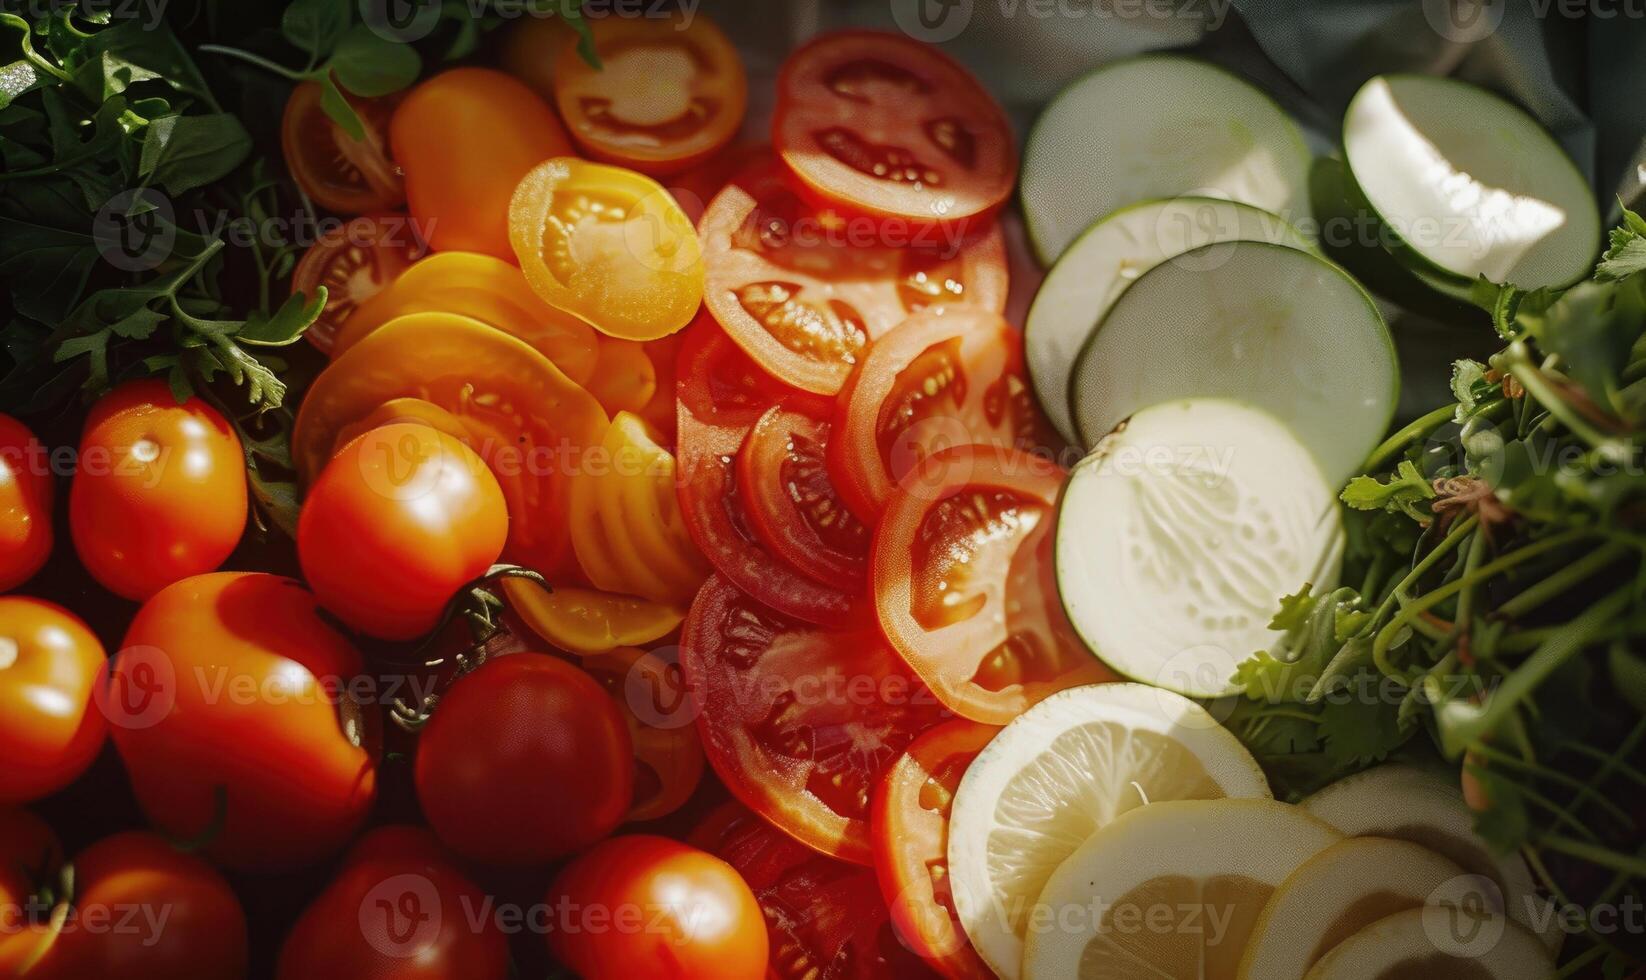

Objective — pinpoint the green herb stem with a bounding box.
[1361,404,1456,472]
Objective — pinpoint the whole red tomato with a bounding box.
[415,653,633,865]
[547,835,767,980]
[27,832,247,980]
[0,807,61,974]
[0,598,107,803]
[69,380,247,600]
[108,572,378,871]
[276,826,509,980]
[0,415,52,592]
[300,422,508,641]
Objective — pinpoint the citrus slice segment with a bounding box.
[1303,906,1555,980]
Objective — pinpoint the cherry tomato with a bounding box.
[581,646,703,821]
[548,835,766,980]
[552,12,747,175]
[414,653,632,865]
[773,32,1015,228]
[110,572,378,871]
[735,405,871,589]
[682,574,948,864]
[700,159,1007,395]
[300,422,508,641]
[694,802,937,980]
[570,412,708,606]
[675,317,864,626]
[292,212,426,353]
[509,157,703,341]
[871,446,1116,725]
[390,67,573,258]
[829,306,1048,522]
[0,598,106,803]
[871,720,998,980]
[69,379,247,601]
[293,313,608,579]
[332,250,601,387]
[276,826,509,980]
[0,415,51,593]
[281,81,403,215]
[0,807,60,975]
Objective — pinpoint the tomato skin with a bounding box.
[299,423,508,641]
[391,67,573,258]
[292,212,426,353]
[871,720,997,980]
[415,653,633,865]
[69,380,247,601]
[276,826,509,980]
[547,835,767,980]
[282,81,403,216]
[0,599,107,804]
[871,446,1116,725]
[773,31,1015,229]
[110,572,378,872]
[0,807,60,974]
[552,13,747,176]
[0,415,51,593]
[28,832,247,980]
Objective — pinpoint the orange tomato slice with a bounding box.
[503,581,685,656]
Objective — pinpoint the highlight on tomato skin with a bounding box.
[0,414,52,593]
[0,598,107,805]
[551,11,749,177]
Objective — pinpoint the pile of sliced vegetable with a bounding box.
[0,3,1641,979]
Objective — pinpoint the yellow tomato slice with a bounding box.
[580,645,705,822]
[293,312,608,578]
[583,338,658,418]
[331,251,600,385]
[508,157,703,341]
[503,581,685,656]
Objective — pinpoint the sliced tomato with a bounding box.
[681,575,947,864]
[281,81,403,216]
[675,316,865,625]
[871,720,998,980]
[552,12,747,175]
[736,406,871,589]
[694,801,938,980]
[829,306,1049,522]
[510,157,703,341]
[291,213,426,353]
[700,159,1007,395]
[581,646,705,823]
[773,32,1014,228]
[871,446,1116,725]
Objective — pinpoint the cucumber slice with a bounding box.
[1022,55,1313,264]
[1055,398,1344,698]
[1068,241,1395,486]
[1343,74,1600,291]
[1026,198,1313,444]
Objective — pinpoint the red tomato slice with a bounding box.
[291,213,426,353]
[871,719,998,980]
[829,305,1050,523]
[871,445,1116,724]
[773,31,1015,228]
[675,316,865,626]
[694,801,940,980]
[281,81,403,216]
[735,406,871,589]
[700,159,1007,395]
[681,575,948,865]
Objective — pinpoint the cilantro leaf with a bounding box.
[138,112,252,195]
[1317,681,1411,769]
[1341,460,1436,521]
[1595,206,1646,283]
[328,24,420,98]
[281,0,350,65]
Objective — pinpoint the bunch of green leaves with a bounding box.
[1231,207,1646,970]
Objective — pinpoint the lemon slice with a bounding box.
[1301,764,1557,950]
[504,581,684,656]
[1239,836,1489,978]
[1304,906,1555,980]
[1024,798,1341,979]
[948,683,1271,979]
